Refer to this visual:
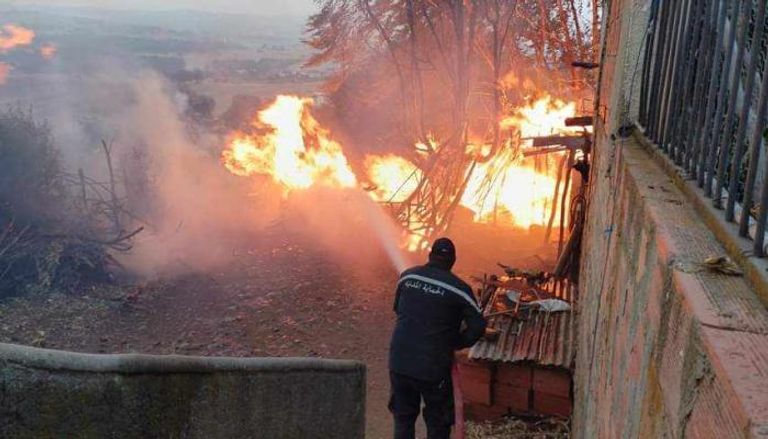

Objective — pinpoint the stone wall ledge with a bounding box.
[0,342,364,374]
[0,343,367,438]
[634,127,768,308]
[623,137,768,437]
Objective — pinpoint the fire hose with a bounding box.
[451,362,465,439]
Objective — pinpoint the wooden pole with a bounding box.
[545,153,569,243]
[557,151,576,256]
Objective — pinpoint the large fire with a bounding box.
[222,94,577,248]
[222,95,357,191]
[501,96,577,139]
[462,151,560,227]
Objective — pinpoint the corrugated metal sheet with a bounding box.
[468,309,576,369]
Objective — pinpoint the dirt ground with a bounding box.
[0,226,399,437]
[0,223,559,438]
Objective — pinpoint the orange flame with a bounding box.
[222,94,578,249]
[0,24,35,53]
[501,96,577,139]
[222,95,356,191]
[368,95,576,229]
[461,151,561,227]
[40,43,57,60]
[365,154,421,203]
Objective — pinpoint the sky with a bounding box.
[6,0,319,16]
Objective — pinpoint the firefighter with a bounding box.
[388,237,487,439]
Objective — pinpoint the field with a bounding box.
[193,79,324,116]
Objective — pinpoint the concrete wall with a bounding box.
[575,0,768,437]
[0,343,366,439]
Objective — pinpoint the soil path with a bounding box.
[0,225,552,438]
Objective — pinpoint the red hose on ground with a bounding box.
[451,362,465,439]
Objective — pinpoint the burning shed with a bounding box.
[453,116,590,424]
[458,272,577,422]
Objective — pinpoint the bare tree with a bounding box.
[306,0,593,245]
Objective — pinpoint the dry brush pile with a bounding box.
[0,108,142,298]
[467,416,570,438]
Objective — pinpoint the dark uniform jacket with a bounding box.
[389,262,487,382]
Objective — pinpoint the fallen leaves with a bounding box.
[466,416,570,439]
[700,256,744,275]
[674,255,744,276]
[31,330,46,347]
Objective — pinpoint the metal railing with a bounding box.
[639,0,768,256]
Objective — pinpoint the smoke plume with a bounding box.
[91,71,410,277]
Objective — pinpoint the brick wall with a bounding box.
[457,355,572,421]
[575,1,768,437]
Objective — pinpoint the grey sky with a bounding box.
[8,0,319,16]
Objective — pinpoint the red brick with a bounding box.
[532,368,571,398]
[464,403,509,422]
[457,361,493,405]
[496,364,532,388]
[459,374,492,405]
[458,362,492,382]
[532,391,572,417]
[494,384,530,413]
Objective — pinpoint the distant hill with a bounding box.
[0,4,307,44]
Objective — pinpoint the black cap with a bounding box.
[429,237,456,260]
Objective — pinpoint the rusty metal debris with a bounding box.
[469,263,576,367]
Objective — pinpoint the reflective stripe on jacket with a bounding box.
[389,262,486,382]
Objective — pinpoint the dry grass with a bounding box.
[466,416,570,439]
